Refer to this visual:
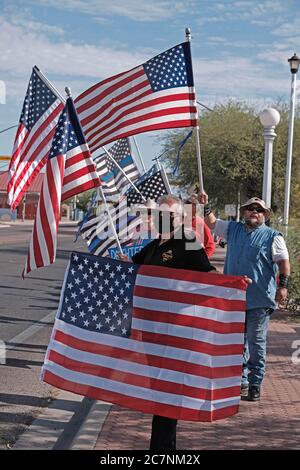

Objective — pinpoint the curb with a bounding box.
[0,220,78,226]
[13,390,83,450]
[71,400,111,450]
[12,389,111,450]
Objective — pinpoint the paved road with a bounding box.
[0,223,87,449]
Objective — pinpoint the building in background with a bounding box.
[0,171,44,220]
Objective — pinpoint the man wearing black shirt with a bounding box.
[132,227,213,271]
[120,195,216,450]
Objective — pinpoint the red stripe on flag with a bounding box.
[137,264,248,291]
[54,325,242,358]
[64,150,92,169]
[53,329,242,379]
[85,91,195,141]
[48,350,240,401]
[133,307,245,334]
[18,104,62,162]
[9,124,28,168]
[81,79,150,130]
[49,158,63,236]
[12,123,26,149]
[25,157,64,274]
[43,370,240,422]
[61,177,100,202]
[134,285,245,312]
[130,329,243,356]
[75,42,199,150]
[90,105,197,146]
[76,68,146,116]
[10,157,47,211]
[63,164,97,186]
[38,180,54,263]
[75,66,141,104]
[10,103,62,183]
[8,102,63,209]
[11,124,55,188]
[90,119,198,152]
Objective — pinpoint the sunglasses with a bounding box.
[246,206,265,213]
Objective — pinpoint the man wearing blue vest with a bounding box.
[198,193,290,402]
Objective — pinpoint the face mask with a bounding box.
[153,212,175,236]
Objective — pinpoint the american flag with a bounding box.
[79,198,142,257]
[75,42,198,153]
[42,252,247,422]
[7,67,64,210]
[23,98,101,276]
[93,138,140,199]
[126,163,170,204]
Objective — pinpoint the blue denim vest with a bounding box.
[224,222,280,310]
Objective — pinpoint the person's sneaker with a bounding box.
[240,384,249,397]
[247,386,261,401]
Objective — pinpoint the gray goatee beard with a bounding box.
[245,218,264,229]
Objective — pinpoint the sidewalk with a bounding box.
[13,313,300,451]
[0,219,78,226]
[11,247,300,450]
[93,314,300,450]
[92,247,300,450]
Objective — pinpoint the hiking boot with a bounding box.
[240,384,249,397]
[247,386,260,401]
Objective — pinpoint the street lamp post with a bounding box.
[22,194,26,222]
[259,108,280,209]
[72,195,77,221]
[283,53,300,226]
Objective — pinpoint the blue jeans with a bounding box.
[241,308,272,388]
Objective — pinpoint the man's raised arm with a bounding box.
[197,192,217,230]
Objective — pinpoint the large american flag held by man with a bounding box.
[7,67,64,210]
[93,138,140,199]
[42,252,247,422]
[23,99,101,276]
[75,42,198,153]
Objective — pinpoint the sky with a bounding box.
[0,0,299,172]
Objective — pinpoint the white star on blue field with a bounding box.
[0,0,299,169]
[59,252,138,338]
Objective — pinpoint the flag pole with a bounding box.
[34,66,66,104]
[185,28,204,193]
[99,187,124,255]
[154,152,172,195]
[160,165,172,195]
[128,137,144,175]
[103,146,146,201]
[65,87,79,221]
[131,136,147,173]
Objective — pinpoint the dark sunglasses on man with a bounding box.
[246,205,265,213]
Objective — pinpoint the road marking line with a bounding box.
[6,309,57,350]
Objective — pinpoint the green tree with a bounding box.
[64,189,96,213]
[161,101,300,218]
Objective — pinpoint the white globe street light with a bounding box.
[259,108,280,209]
[259,108,281,128]
[283,53,300,226]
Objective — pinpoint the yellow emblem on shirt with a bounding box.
[162,250,173,262]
